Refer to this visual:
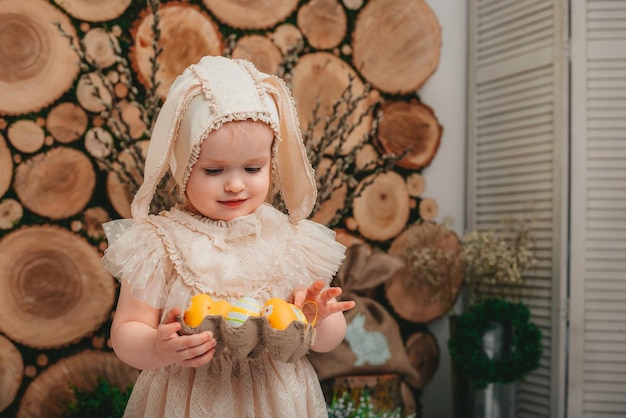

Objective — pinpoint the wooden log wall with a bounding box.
[0,0,460,416]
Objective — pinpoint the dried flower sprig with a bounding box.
[405,246,459,288]
[274,73,405,228]
[55,0,175,213]
[396,220,464,306]
[462,215,537,305]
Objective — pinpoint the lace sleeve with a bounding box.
[296,219,346,285]
[102,219,174,308]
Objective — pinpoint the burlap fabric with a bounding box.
[309,244,421,388]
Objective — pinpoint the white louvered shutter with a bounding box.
[568,0,626,416]
[466,0,569,417]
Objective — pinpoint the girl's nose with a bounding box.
[225,175,245,193]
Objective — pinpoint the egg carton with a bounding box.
[177,315,316,363]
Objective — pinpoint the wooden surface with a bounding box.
[291,52,373,155]
[13,148,95,220]
[131,3,223,98]
[298,0,347,50]
[17,350,139,418]
[405,331,440,389]
[378,100,443,169]
[352,0,441,94]
[7,120,45,154]
[0,226,115,348]
[386,223,464,323]
[46,103,89,144]
[352,172,410,241]
[0,0,445,413]
[0,0,80,115]
[0,335,23,413]
[0,134,11,197]
[232,35,283,75]
[201,0,299,29]
[51,0,131,22]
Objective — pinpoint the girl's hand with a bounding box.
[290,279,355,325]
[155,307,217,367]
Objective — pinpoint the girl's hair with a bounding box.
[152,172,181,213]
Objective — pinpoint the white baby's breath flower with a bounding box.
[462,216,537,304]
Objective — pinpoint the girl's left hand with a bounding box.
[289,279,355,325]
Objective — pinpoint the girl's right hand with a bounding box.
[156,307,217,367]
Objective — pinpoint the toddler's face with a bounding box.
[185,120,273,221]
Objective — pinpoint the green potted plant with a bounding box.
[447,216,542,418]
[64,376,133,418]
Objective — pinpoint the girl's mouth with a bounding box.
[220,199,246,207]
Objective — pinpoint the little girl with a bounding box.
[102,56,355,417]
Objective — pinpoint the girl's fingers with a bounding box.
[336,300,356,313]
[291,288,306,307]
[305,280,325,299]
[182,347,215,367]
[157,321,181,339]
[176,332,213,352]
[157,307,184,339]
[160,331,213,359]
[162,307,182,324]
[175,337,214,365]
[180,334,215,354]
[322,287,342,301]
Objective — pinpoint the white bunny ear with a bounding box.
[130,68,202,221]
[263,74,317,222]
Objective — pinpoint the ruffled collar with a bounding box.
[159,203,286,246]
[165,204,255,227]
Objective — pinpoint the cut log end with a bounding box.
[0,0,80,115]
[0,335,23,412]
[352,171,410,242]
[7,120,44,154]
[351,0,441,94]
[0,226,115,349]
[201,0,299,29]
[13,148,96,220]
[297,0,347,50]
[17,351,139,417]
[46,102,88,144]
[405,331,440,388]
[378,100,442,170]
[131,3,223,97]
[232,34,283,75]
[385,222,464,323]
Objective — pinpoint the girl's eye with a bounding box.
[245,167,261,173]
[203,168,222,175]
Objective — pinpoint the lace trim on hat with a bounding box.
[237,59,267,97]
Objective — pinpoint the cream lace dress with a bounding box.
[102,203,346,418]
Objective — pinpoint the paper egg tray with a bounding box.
[177,315,316,363]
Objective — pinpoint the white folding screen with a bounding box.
[569,0,626,416]
[466,0,569,416]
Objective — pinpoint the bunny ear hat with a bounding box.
[131,55,317,223]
